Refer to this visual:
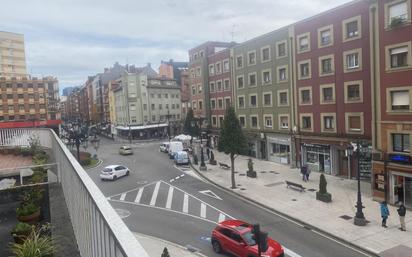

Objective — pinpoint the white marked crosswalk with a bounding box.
[108,180,234,224]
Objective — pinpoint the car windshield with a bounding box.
[123,147,131,150]
[103,168,112,172]
[242,231,257,246]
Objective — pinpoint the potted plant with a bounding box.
[21,189,45,206]
[9,225,55,257]
[246,158,257,178]
[316,174,332,203]
[10,222,33,244]
[16,202,41,223]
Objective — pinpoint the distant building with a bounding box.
[62,86,77,96]
[0,31,27,79]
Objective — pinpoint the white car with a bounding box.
[159,142,170,153]
[100,165,130,181]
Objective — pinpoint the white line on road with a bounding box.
[166,187,174,209]
[180,174,185,178]
[134,188,143,203]
[175,176,180,180]
[119,193,126,201]
[218,213,226,223]
[169,179,175,182]
[150,181,161,206]
[200,203,206,218]
[284,247,303,257]
[183,194,189,213]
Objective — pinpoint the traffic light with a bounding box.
[259,231,268,252]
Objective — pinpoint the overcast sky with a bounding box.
[1,0,351,91]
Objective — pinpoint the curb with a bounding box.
[189,162,380,257]
[84,159,103,170]
[134,232,208,257]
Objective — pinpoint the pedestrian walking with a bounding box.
[301,165,307,182]
[380,201,390,228]
[306,167,311,181]
[397,202,406,231]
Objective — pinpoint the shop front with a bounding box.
[301,143,332,174]
[267,134,291,164]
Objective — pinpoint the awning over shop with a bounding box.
[116,123,168,131]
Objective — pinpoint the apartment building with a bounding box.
[370,0,412,207]
[188,42,235,121]
[232,28,294,164]
[0,31,27,78]
[294,0,372,177]
[0,76,60,129]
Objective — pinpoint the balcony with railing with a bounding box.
[0,128,149,257]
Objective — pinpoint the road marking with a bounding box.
[166,186,174,209]
[175,176,180,180]
[198,190,223,200]
[218,213,226,223]
[180,174,185,178]
[150,181,161,206]
[134,188,143,203]
[183,194,189,213]
[284,247,303,257]
[169,179,175,182]
[119,193,126,201]
[200,203,206,218]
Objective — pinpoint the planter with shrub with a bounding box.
[9,224,55,257]
[16,203,41,223]
[246,159,257,178]
[11,222,33,244]
[316,174,332,203]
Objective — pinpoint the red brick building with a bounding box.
[371,0,412,207]
[294,0,372,178]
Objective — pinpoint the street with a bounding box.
[87,138,372,257]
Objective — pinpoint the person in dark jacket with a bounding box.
[397,202,406,231]
[380,201,390,228]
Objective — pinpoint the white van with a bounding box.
[168,141,184,159]
[174,151,189,165]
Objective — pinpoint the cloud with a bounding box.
[0,0,351,90]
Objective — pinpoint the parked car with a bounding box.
[211,220,284,257]
[168,141,183,159]
[100,165,130,181]
[159,142,170,153]
[119,145,133,155]
[174,151,189,165]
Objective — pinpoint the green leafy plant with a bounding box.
[9,225,55,257]
[16,203,40,217]
[12,223,33,234]
[28,134,41,156]
[21,189,45,205]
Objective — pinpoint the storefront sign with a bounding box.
[389,154,411,165]
[374,174,386,192]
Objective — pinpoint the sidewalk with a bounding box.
[134,233,206,257]
[192,150,412,256]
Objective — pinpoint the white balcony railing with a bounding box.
[0,128,149,257]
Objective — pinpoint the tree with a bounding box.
[161,247,170,257]
[218,106,247,188]
[183,108,199,140]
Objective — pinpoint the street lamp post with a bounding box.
[348,140,367,226]
[128,124,132,144]
[198,117,207,171]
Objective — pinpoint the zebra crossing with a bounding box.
[108,180,235,224]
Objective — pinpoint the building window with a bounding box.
[390,90,410,110]
[321,113,336,132]
[263,93,272,107]
[299,87,312,105]
[250,95,257,108]
[251,116,258,128]
[19,105,24,110]
[218,98,223,109]
[196,67,201,77]
[249,73,257,87]
[237,75,244,89]
[236,55,243,69]
[278,90,288,106]
[211,99,216,109]
[345,113,363,133]
[279,115,289,129]
[248,51,256,65]
[324,117,334,129]
[301,114,313,131]
[225,97,231,109]
[390,46,409,68]
[239,116,246,128]
[223,59,230,72]
[216,81,222,91]
[198,100,203,110]
[297,33,310,53]
[392,133,410,153]
[238,96,245,108]
[212,116,217,126]
[344,49,362,72]
[152,115,156,122]
[210,82,215,92]
[320,84,335,104]
[298,60,311,79]
[319,55,334,76]
[151,93,154,98]
[262,70,271,84]
[318,25,333,47]
[143,104,147,111]
[216,62,221,74]
[224,79,230,90]
[386,0,410,28]
[276,41,287,58]
[165,93,169,98]
[342,16,361,42]
[209,64,215,75]
[151,104,155,110]
[192,101,197,110]
[277,66,288,82]
[198,84,202,94]
[344,81,363,103]
[261,46,271,62]
[264,115,273,128]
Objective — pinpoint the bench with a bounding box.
[218,162,231,170]
[285,180,305,192]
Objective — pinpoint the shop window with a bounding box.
[264,115,273,128]
[249,73,257,87]
[248,51,256,65]
[271,143,290,158]
[392,133,410,153]
[391,90,410,110]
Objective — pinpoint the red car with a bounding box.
[211,220,284,257]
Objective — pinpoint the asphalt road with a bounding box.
[87,138,372,257]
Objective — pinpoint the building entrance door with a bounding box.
[260,140,266,160]
[319,154,325,172]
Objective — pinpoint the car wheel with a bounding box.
[113,176,117,181]
[126,170,130,176]
[212,241,222,254]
